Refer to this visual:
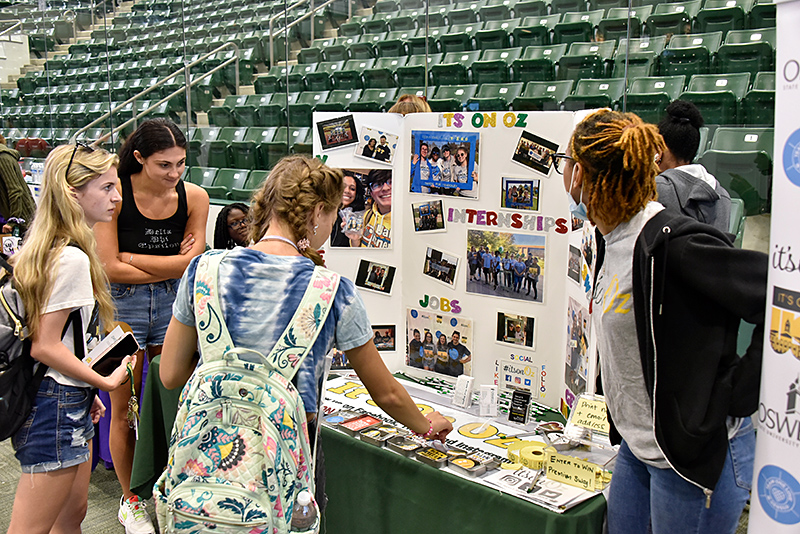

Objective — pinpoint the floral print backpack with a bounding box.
[154,250,340,534]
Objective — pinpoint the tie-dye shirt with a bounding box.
[172,248,373,413]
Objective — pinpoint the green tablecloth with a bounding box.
[130,354,182,499]
[320,426,606,534]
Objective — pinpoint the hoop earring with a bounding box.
[313,224,318,235]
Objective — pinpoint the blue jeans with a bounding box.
[607,420,754,534]
[12,378,95,473]
[110,279,180,348]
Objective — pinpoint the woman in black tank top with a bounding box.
[94,119,209,532]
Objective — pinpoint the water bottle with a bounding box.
[290,490,316,531]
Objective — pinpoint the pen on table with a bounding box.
[527,470,544,493]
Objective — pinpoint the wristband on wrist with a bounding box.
[412,417,434,439]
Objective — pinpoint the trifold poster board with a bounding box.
[314,111,597,414]
[749,0,800,531]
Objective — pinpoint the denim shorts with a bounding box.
[110,279,180,349]
[12,377,95,474]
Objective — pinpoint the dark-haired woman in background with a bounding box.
[330,172,365,247]
[214,202,250,249]
[94,118,209,534]
[656,100,731,231]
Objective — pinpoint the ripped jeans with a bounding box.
[12,377,95,473]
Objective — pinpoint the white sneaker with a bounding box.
[118,495,156,534]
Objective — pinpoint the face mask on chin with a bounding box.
[566,172,588,220]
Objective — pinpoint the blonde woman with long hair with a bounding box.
[7,143,135,534]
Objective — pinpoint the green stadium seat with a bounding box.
[513,0,548,18]
[551,0,586,14]
[597,15,643,42]
[396,54,443,86]
[553,10,605,46]
[447,6,480,25]
[710,126,773,153]
[288,91,330,127]
[465,82,525,110]
[305,61,346,91]
[297,46,325,65]
[728,197,745,247]
[623,74,687,123]
[564,77,626,109]
[316,89,364,112]
[752,70,774,90]
[695,3,748,36]
[431,51,483,85]
[386,13,418,32]
[348,35,379,59]
[204,167,246,200]
[186,166,218,188]
[644,12,692,42]
[557,40,616,80]
[396,87,436,102]
[322,40,351,62]
[589,0,630,10]
[208,127,248,168]
[333,59,376,89]
[654,0,702,17]
[362,13,393,34]
[511,79,574,110]
[232,127,276,170]
[659,31,723,77]
[339,16,369,37]
[748,1,775,28]
[363,57,408,88]
[230,169,269,201]
[512,15,560,47]
[480,3,513,21]
[256,92,298,128]
[400,0,426,9]
[475,19,521,50]
[350,88,400,111]
[716,27,775,77]
[698,146,771,215]
[741,87,775,126]
[428,84,480,111]
[376,29,414,57]
[233,96,264,127]
[511,43,568,82]
[679,72,751,125]
[208,95,246,127]
[472,47,524,84]
[612,50,658,78]
[440,23,484,53]
[407,28,445,55]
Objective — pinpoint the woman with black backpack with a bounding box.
[7,143,134,534]
[556,109,767,534]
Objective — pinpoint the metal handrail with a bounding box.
[267,0,340,67]
[71,41,240,144]
[0,20,22,41]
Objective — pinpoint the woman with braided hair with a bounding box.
[159,155,452,511]
[555,110,766,534]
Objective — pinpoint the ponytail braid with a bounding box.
[249,155,344,266]
[571,110,665,228]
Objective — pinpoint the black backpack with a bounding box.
[0,255,81,441]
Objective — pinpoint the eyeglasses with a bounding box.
[370,179,392,191]
[65,141,95,178]
[227,218,250,230]
[552,153,574,175]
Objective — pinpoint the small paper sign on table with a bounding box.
[569,396,610,435]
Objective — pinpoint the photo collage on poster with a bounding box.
[564,296,590,406]
[406,308,473,378]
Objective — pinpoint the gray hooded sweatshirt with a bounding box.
[655,164,732,233]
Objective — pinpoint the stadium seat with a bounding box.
[431,51,483,85]
[288,91,330,127]
[205,167,248,200]
[480,3,513,21]
[471,47,524,84]
[208,95,246,127]
[439,23,484,53]
[186,166,218,188]
[316,89,364,112]
[475,19,521,50]
[350,88,400,111]
[557,40,616,80]
[553,10,605,46]
[698,147,772,215]
[512,0,548,18]
[231,170,269,201]
[511,43,568,82]
[406,28,445,55]
[716,27,775,77]
[644,12,692,43]
[465,82,525,110]
[376,29,414,57]
[333,59,376,89]
[623,74,686,123]
[447,6,480,25]
[512,15,560,47]
[694,0,750,36]
[679,72,750,124]
[551,0,586,13]
[659,31,723,77]
[304,61,346,91]
[597,15,643,42]
[427,84,479,111]
[563,77,626,109]
[233,96,265,127]
[207,127,248,168]
[363,57,407,88]
[612,50,658,78]
[748,1,775,28]
[396,54,443,87]
[511,79,574,110]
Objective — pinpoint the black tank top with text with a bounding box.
[117,175,189,255]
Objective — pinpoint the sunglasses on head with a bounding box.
[65,141,96,178]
